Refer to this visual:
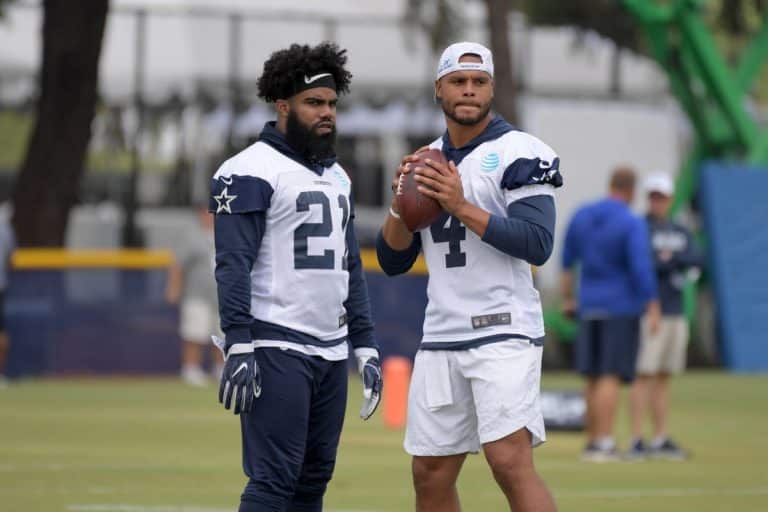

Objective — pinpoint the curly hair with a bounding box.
[257,42,353,102]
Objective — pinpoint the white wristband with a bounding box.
[388,207,401,219]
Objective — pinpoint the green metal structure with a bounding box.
[548,0,768,343]
[623,0,768,214]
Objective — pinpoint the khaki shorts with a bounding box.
[180,298,221,344]
[404,340,545,457]
[636,316,689,375]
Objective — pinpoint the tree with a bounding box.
[11,0,109,246]
[523,0,642,52]
[524,0,768,56]
[404,0,520,124]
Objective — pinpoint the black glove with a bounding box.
[212,338,261,415]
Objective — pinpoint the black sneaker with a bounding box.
[649,438,689,460]
[624,439,648,461]
[581,442,620,462]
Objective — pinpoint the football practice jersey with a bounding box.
[418,116,562,348]
[210,122,376,357]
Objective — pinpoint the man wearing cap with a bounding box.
[561,166,661,462]
[209,42,382,512]
[378,42,560,511]
[626,172,702,460]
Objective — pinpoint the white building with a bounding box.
[0,0,687,294]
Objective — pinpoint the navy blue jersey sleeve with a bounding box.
[214,211,265,350]
[501,157,563,191]
[343,217,378,351]
[481,195,555,266]
[376,231,422,276]
[209,174,273,214]
[627,218,658,303]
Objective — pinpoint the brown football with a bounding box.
[395,148,445,232]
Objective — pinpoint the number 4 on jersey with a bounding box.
[430,213,466,268]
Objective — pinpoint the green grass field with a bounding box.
[1,371,766,511]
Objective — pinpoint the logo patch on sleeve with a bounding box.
[213,187,238,214]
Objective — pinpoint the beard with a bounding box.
[285,110,337,164]
[439,97,492,127]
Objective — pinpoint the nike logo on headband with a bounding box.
[304,73,332,84]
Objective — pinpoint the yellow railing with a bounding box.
[12,249,175,269]
[10,248,429,274]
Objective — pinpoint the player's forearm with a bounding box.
[452,200,490,239]
[381,200,414,250]
[344,220,378,350]
[480,196,555,265]
[376,229,421,276]
[214,212,265,350]
[215,251,257,347]
[482,215,553,265]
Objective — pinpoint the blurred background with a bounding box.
[1,0,767,510]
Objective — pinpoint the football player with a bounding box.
[377,42,559,512]
[210,42,382,512]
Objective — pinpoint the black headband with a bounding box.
[290,72,337,97]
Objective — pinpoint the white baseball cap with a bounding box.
[436,42,494,80]
[644,172,674,196]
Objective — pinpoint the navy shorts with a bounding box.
[575,316,640,382]
[238,348,348,512]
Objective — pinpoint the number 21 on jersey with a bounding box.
[294,190,349,270]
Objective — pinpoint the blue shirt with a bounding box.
[562,198,657,316]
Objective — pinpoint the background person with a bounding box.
[627,172,703,460]
[561,166,661,462]
[165,205,223,386]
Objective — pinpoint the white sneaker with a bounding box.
[181,366,209,387]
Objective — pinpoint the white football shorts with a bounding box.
[404,339,546,456]
[180,298,220,344]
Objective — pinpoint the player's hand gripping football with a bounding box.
[390,146,430,202]
[355,349,382,420]
[212,337,261,415]
[413,157,466,215]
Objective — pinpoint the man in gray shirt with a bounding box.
[166,206,222,385]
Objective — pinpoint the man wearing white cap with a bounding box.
[378,42,560,511]
[626,173,702,460]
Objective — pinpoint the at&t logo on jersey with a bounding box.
[480,152,500,172]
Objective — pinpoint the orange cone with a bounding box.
[382,356,412,429]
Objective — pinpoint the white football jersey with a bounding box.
[419,126,560,347]
[212,140,353,345]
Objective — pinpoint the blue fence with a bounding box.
[700,162,768,372]
[5,250,428,377]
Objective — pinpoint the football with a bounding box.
[395,148,445,232]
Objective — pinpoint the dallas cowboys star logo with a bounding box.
[213,186,237,214]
